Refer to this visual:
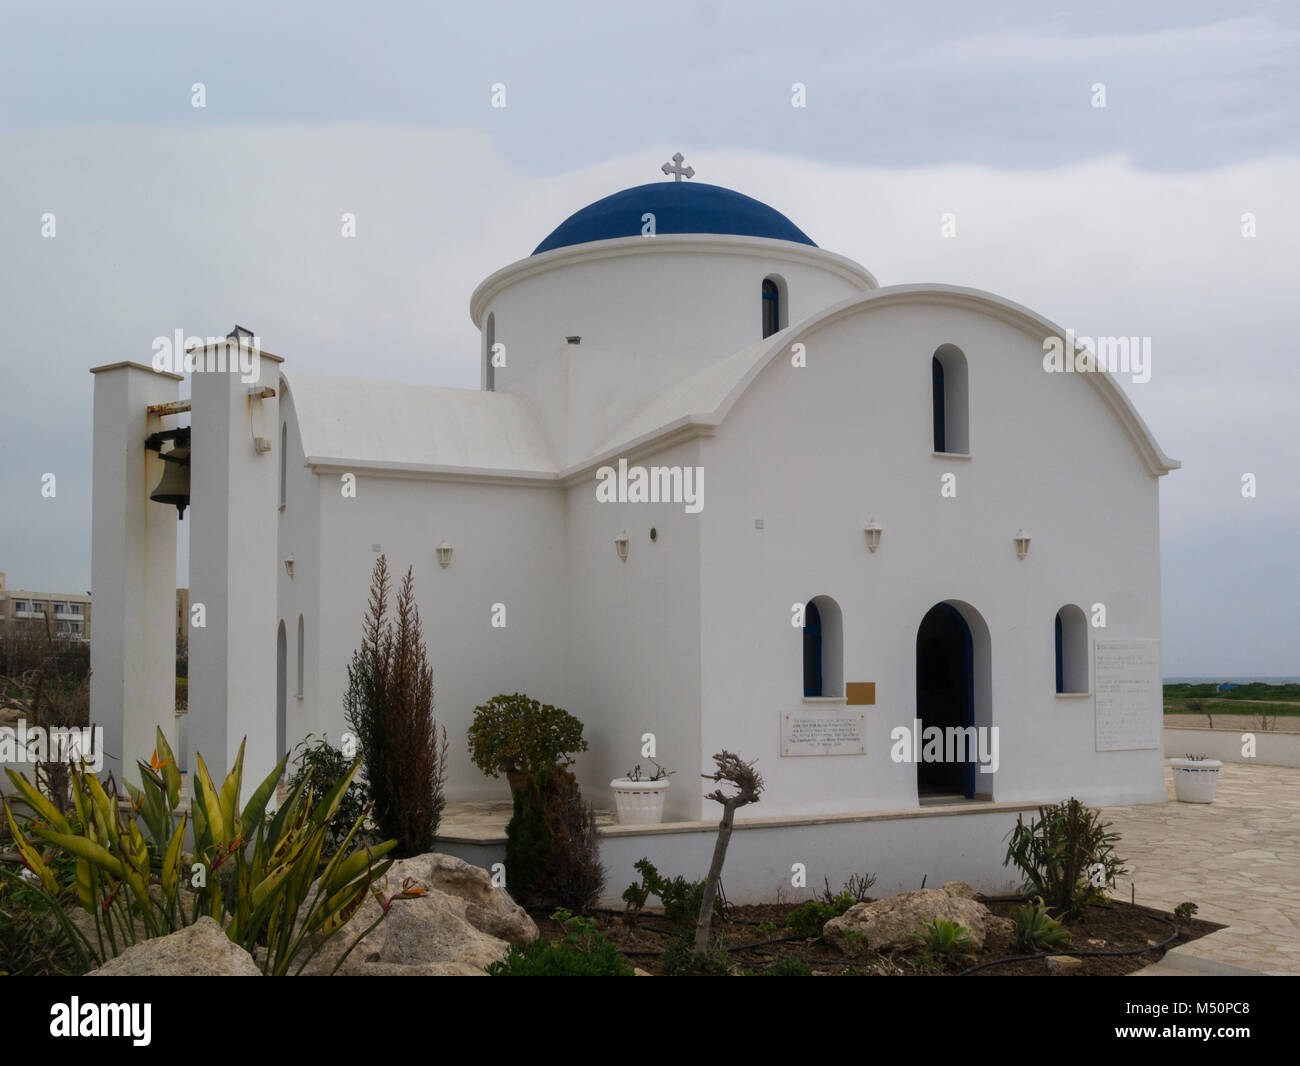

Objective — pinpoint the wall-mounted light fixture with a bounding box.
[864,519,883,553]
[1015,529,1031,560]
[284,555,295,579]
[614,530,629,562]
[436,540,453,568]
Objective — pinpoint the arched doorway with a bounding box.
[916,602,975,798]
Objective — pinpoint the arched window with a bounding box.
[931,344,969,454]
[1055,605,1088,694]
[761,275,787,338]
[484,312,496,392]
[296,614,305,698]
[803,602,822,696]
[802,595,844,697]
[276,620,287,760]
[279,421,287,508]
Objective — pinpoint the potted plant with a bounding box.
[1170,753,1222,803]
[609,759,675,825]
[468,693,588,795]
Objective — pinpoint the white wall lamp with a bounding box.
[614,530,629,562]
[864,519,883,553]
[436,540,453,568]
[1014,529,1031,560]
[283,555,294,579]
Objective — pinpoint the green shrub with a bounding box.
[0,727,408,976]
[909,918,976,966]
[467,693,588,778]
[662,933,729,976]
[1003,798,1127,919]
[505,767,605,912]
[1010,897,1072,952]
[286,734,372,853]
[622,857,726,932]
[344,555,450,858]
[786,893,857,939]
[761,954,812,976]
[487,909,633,976]
[0,820,81,976]
[539,768,606,913]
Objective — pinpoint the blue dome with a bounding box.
[532,182,816,255]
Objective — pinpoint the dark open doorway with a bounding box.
[916,602,975,798]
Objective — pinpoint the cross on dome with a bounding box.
[661,152,695,181]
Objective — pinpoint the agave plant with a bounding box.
[0,727,415,975]
[1010,896,1073,953]
[909,917,976,965]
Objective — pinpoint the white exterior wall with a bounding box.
[477,238,871,399]
[560,437,704,822]
[307,469,569,801]
[188,350,281,790]
[276,381,322,766]
[88,362,181,780]
[698,297,1167,819]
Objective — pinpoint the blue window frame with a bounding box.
[803,601,823,697]
[762,279,780,339]
[932,356,946,452]
[1054,613,1064,694]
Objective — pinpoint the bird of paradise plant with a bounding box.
[0,726,417,975]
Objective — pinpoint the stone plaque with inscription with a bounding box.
[1094,639,1161,752]
[780,708,867,757]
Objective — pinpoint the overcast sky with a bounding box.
[1,1,1296,676]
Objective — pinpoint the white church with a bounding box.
[86,158,1179,895]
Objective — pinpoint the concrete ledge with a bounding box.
[436,800,1037,906]
[1166,727,1300,768]
[434,797,1044,845]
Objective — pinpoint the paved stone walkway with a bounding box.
[1104,763,1300,976]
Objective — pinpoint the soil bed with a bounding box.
[531,898,1221,976]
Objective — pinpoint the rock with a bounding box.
[1046,954,1083,975]
[823,882,1013,956]
[89,916,260,976]
[296,853,538,976]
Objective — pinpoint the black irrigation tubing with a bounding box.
[954,915,1181,976]
[619,935,806,958]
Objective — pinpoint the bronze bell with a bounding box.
[150,444,191,518]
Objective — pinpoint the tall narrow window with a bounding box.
[296,614,305,698]
[930,344,969,454]
[1055,605,1088,694]
[931,357,946,453]
[803,601,823,697]
[279,421,287,508]
[762,279,780,338]
[802,595,844,698]
[484,312,496,392]
[276,620,287,761]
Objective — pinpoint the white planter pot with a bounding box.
[610,778,670,825]
[1170,758,1222,803]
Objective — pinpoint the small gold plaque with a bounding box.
[846,682,875,706]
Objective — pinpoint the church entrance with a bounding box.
[916,602,975,799]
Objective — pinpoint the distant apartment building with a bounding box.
[0,571,92,642]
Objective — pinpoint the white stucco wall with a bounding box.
[476,237,873,402]
[559,437,704,822]
[697,293,1168,819]
[304,468,569,801]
